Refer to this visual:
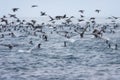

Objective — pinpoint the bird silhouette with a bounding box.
[66,19,72,24]
[16,19,21,22]
[92,29,102,38]
[70,16,75,18]
[80,25,89,38]
[12,8,19,12]
[49,16,54,21]
[31,5,38,8]
[8,14,17,19]
[26,22,34,28]
[31,20,36,24]
[0,44,18,49]
[80,15,84,18]
[40,11,47,16]
[112,16,119,19]
[90,17,95,20]
[0,18,8,25]
[78,19,84,22]
[63,14,68,18]
[3,15,7,18]
[95,9,101,13]
[79,10,84,13]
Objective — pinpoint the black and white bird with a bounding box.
[49,16,54,21]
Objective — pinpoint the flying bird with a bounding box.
[26,22,34,27]
[3,15,7,18]
[12,8,19,12]
[70,16,74,18]
[31,20,36,24]
[16,19,21,22]
[40,11,47,16]
[80,15,84,18]
[31,5,38,8]
[63,14,68,18]
[49,16,54,21]
[78,19,84,22]
[66,19,72,24]
[90,17,95,20]
[8,14,17,19]
[0,44,18,49]
[112,16,119,19]
[79,10,84,13]
[95,9,101,13]
[0,18,8,25]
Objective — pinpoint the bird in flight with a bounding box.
[8,14,17,19]
[80,15,84,18]
[112,16,119,19]
[95,9,101,13]
[78,10,84,13]
[12,8,19,12]
[78,19,84,22]
[49,16,54,21]
[31,5,38,8]
[0,18,8,25]
[40,11,47,16]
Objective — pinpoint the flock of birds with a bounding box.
[0,5,120,52]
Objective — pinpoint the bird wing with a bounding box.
[49,16,54,21]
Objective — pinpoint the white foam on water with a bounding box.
[18,49,26,53]
[49,27,53,28]
[67,38,76,43]
[102,36,110,41]
[18,41,40,53]
[18,49,32,53]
